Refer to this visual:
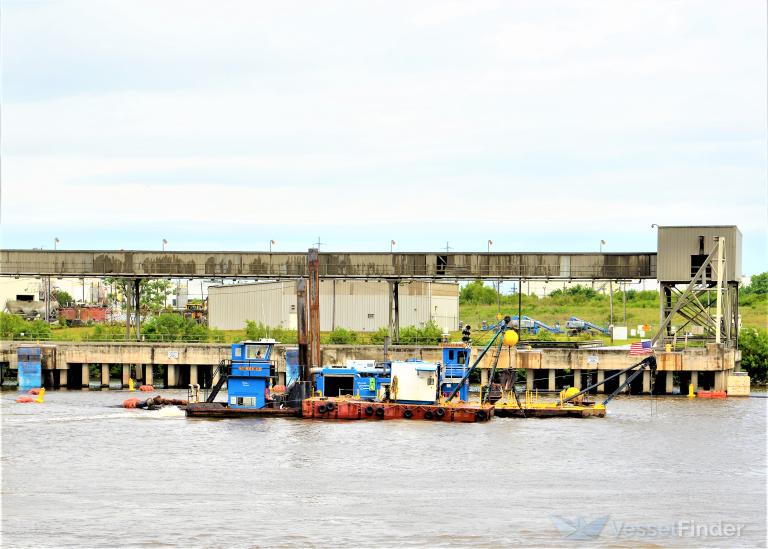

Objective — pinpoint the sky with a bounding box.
[1,0,766,275]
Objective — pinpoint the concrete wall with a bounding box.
[0,341,737,374]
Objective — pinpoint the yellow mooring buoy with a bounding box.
[503,329,519,347]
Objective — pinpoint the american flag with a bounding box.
[629,340,653,355]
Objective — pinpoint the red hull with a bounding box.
[302,398,493,423]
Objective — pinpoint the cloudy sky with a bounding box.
[1,0,766,275]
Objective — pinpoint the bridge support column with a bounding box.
[619,372,627,393]
[101,365,110,388]
[548,369,556,391]
[189,365,198,386]
[665,371,674,394]
[167,365,177,388]
[714,369,728,392]
[596,370,605,393]
[145,365,153,386]
[135,364,143,382]
[526,369,534,391]
[642,370,651,394]
[572,369,580,388]
[690,371,698,392]
[59,368,68,388]
[81,365,90,389]
[480,369,489,388]
[122,365,130,388]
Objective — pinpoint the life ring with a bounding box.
[435,407,445,418]
[476,410,487,421]
[403,409,413,419]
[326,402,336,412]
[365,406,375,416]
[318,404,327,414]
[375,407,385,417]
[424,410,434,420]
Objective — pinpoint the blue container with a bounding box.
[18,347,42,390]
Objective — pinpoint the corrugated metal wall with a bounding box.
[208,280,458,332]
[657,226,742,282]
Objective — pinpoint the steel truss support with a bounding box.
[654,238,738,349]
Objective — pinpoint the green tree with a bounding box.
[52,290,74,307]
[0,313,52,340]
[460,281,498,305]
[739,328,768,383]
[743,272,768,295]
[142,313,209,342]
[0,312,28,338]
[105,278,174,316]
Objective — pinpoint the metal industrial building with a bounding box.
[208,280,459,332]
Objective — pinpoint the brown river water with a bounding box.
[2,389,766,548]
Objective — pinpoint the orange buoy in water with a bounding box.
[27,388,41,395]
[123,398,141,408]
[16,396,34,403]
[139,385,154,392]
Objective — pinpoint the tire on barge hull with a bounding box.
[301,398,494,423]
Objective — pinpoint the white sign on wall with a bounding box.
[168,351,179,359]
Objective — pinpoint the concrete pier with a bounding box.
[596,370,605,394]
[0,341,744,395]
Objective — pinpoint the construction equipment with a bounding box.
[561,355,657,406]
[565,316,610,336]
[481,315,563,335]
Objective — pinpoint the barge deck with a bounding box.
[185,402,301,418]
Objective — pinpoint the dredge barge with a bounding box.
[184,317,652,422]
[185,339,493,422]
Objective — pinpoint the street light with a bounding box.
[487,239,493,253]
[54,237,60,250]
[162,238,168,251]
[270,240,276,253]
[390,240,396,253]
[600,239,606,253]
